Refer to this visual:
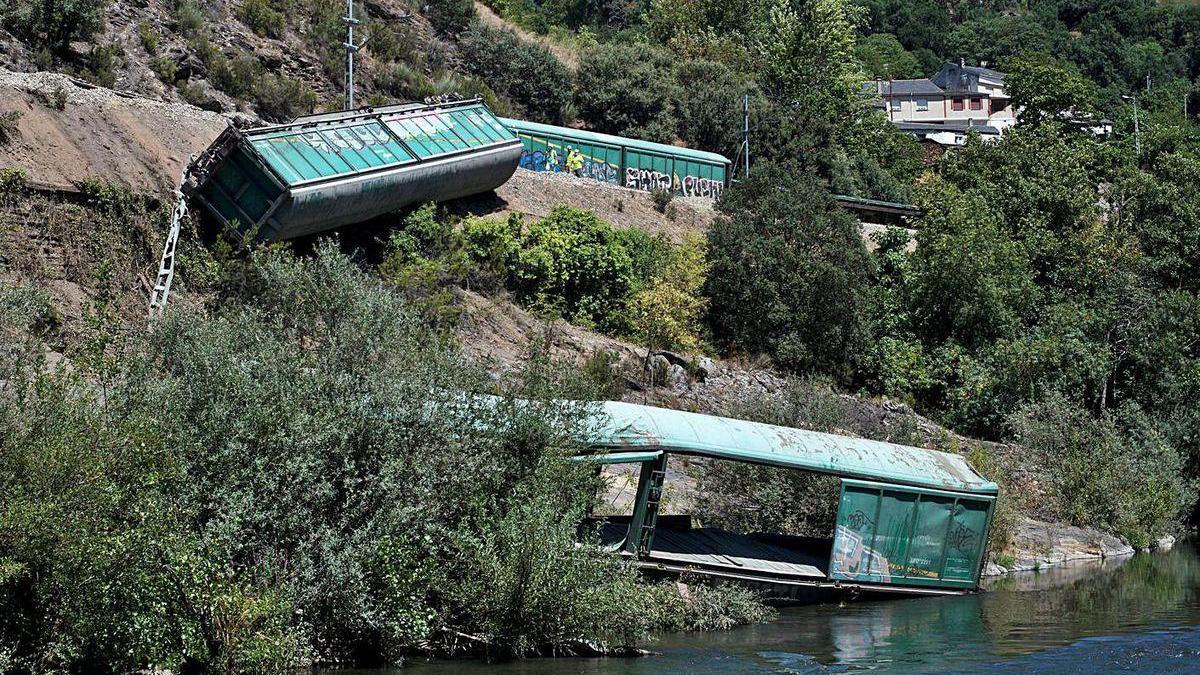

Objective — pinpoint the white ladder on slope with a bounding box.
[149,164,191,319]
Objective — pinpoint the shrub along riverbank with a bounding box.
[0,246,769,674]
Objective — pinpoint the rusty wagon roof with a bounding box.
[585,401,998,495]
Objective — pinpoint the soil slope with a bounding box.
[0,70,227,193]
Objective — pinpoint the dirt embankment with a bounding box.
[450,169,716,242]
[0,70,228,193]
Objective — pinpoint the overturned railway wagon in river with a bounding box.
[183,100,522,240]
[575,401,998,598]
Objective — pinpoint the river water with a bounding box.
[389,541,1200,674]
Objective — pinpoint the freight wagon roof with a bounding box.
[585,401,998,495]
[500,117,731,166]
[238,100,519,188]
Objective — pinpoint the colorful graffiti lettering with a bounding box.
[515,137,724,199]
[520,148,620,185]
[625,168,675,193]
[683,175,724,199]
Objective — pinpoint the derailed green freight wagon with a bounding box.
[184,100,522,240]
[575,401,997,598]
[499,118,730,199]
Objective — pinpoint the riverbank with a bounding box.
[394,540,1200,674]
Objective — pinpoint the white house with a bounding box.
[866,62,1017,146]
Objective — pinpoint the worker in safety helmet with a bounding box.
[566,148,584,176]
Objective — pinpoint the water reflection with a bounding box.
[377,542,1200,674]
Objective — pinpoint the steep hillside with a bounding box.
[0,70,1159,579]
[0,70,226,192]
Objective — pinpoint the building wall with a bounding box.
[886,96,949,122]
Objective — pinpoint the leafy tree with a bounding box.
[706,161,870,378]
[1005,53,1100,126]
[0,0,106,52]
[574,43,681,142]
[750,0,865,133]
[672,59,763,157]
[631,233,710,355]
[460,24,573,125]
[855,32,922,79]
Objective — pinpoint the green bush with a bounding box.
[0,111,20,145]
[137,20,158,54]
[512,206,634,329]
[173,0,205,37]
[78,44,121,89]
[574,42,680,142]
[374,62,435,101]
[462,213,523,293]
[425,0,474,34]
[1008,394,1194,549]
[0,247,679,670]
[706,161,870,379]
[0,167,27,196]
[459,24,573,125]
[209,51,262,99]
[642,580,773,632]
[0,0,106,51]
[236,0,286,38]
[150,55,179,84]
[253,73,317,122]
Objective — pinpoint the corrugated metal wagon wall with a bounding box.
[500,118,730,199]
[185,100,523,241]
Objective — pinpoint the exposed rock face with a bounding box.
[981,517,1135,576]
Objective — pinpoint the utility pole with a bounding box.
[742,94,750,179]
[1122,94,1141,155]
[343,0,361,110]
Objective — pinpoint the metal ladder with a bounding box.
[148,163,192,319]
[635,465,667,557]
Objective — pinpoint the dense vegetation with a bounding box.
[4,0,1200,671]
[0,239,769,673]
[464,0,1200,548]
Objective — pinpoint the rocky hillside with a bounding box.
[0,61,1166,576]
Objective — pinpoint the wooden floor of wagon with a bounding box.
[593,518,832,580]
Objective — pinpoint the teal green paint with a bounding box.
[586,401,999,494]
[829,479,994,589]
[501,117,730,198]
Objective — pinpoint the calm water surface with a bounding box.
[375,541,1200,674]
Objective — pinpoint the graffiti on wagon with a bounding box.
[519,148,620,185]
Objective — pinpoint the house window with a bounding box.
[890,98,901,111]
[916,98,929,111]
[952,98,965,111]
[970,97,983,111]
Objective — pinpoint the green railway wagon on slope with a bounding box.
[184,100,522,240]
[500,118,730,199]
[575,401,998,598]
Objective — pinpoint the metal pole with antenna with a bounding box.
[344,0,361,110]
